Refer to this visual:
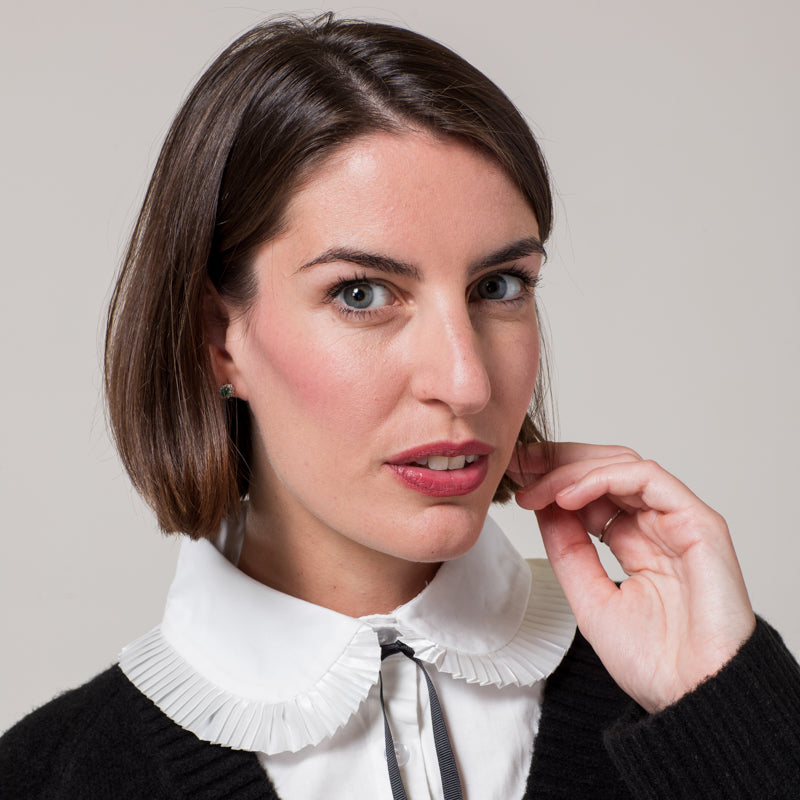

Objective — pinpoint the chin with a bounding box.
[392,500,490,563]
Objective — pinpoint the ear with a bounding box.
[203,281,249,401]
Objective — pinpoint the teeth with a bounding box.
[413,455,479,470]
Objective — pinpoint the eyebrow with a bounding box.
[296,248,421,279]
[470,236,546,275]
[295,235,545,280]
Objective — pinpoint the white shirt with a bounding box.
[120,515,575,799]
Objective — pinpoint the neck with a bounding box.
[238,499,440,618]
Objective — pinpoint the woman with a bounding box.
[1,13,798,799]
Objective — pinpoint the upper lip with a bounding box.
[387,440,494,465]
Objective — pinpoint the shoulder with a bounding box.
[1,666,133,754]
[0,666,163,799]
[1,665,279,800]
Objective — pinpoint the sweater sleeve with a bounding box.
[605,618,800,799]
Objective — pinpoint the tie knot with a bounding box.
[380,640,416,661]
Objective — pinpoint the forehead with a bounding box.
[277,132,539,263]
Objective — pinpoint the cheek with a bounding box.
[245,316,397,429]
[487,319,541,409]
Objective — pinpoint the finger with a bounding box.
[507,442,641,485]
[515,451,640,508]
[532,492,625,541]
[553,459,702,516]
[507,444,627,539]
[575,498,627,541]
[535,505,617,623]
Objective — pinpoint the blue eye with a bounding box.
[474,273,525,301]
[335,281,392,310]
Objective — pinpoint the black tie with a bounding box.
[379,640,464,800]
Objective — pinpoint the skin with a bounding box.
[210,131,543,617]
[210,129,756,713]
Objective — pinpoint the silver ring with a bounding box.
[599,508,624,544]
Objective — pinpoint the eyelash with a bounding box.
[324,266,541,319]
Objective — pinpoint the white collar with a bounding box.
[120,515,575,754]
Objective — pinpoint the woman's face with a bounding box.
[217,131,542,584]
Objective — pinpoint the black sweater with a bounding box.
[2,619,800,799]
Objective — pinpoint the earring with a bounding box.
[219,383,235,399]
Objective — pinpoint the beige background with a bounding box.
[1,0,798,732]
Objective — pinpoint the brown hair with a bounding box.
[104,13,554,538]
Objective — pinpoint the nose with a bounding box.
[408,304,491,417]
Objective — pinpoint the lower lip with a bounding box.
[386,456,490,497]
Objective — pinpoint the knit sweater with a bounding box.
[2,619,799,799]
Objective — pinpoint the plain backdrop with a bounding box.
[1,0,798,732]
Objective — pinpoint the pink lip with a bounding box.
[386,440,493,498]
[387,440,493,464]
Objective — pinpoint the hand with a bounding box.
[506,442,756,713]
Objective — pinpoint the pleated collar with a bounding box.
[120,514,575,755]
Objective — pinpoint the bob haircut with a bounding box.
[105,13,554,539]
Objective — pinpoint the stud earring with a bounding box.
[219,383,235,399]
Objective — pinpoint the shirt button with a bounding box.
[394,743,410,767]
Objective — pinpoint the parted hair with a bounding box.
[104,13,554,538]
